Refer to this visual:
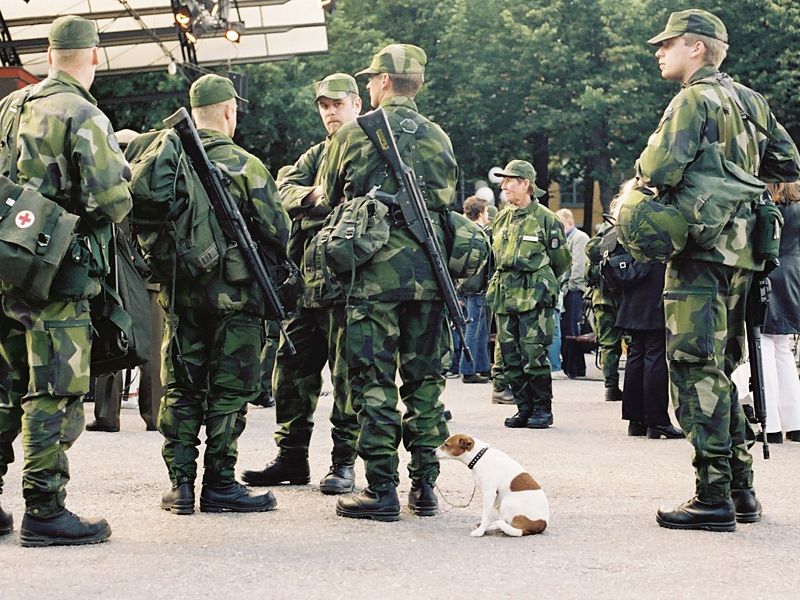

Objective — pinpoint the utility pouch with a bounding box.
[753,193,783,264]
[0,175,80,299]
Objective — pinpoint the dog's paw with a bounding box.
[470,528,486,537]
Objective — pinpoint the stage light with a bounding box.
[224,21,244,43]
[174,3,198,30]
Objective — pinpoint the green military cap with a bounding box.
[356,44,427,77]
[495,160,546,198]
[190,74,247,108]
[314,73,358,102]
[48,15,99,50]
[648,9,728,46]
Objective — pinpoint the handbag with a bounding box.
[90,225,152,376]
[0,89,80,299]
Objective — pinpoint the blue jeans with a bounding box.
[548,310,562,371]
[459,295,491,375]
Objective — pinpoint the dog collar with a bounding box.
[468,447,488,469]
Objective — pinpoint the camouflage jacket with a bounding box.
[636,66,800,270]
[0,69,132,299]
[165,129,290,316]
[584,225,623,307]
[320,95,458,301]
[278,138,341,308]
[486,201,570,315]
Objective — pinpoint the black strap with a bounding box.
[468,446,488,469]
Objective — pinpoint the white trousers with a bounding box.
[762,334,800,434]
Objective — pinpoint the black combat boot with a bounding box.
[504,409,533,428]
[731,488,762,523]
[656,497,736,532]
[336,487,400,521]
[0,501,12,536]
[604,387,623,402]
[526,408,554,429]
[200,481,276,513]
[19,508,112,547]
[160,482,195,515]
[408,481,437,517]
[319,464,355,495]
[627,421,647,436]
[646,424,685,439]
[241,456,310,486]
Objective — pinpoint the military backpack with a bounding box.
[126,129,226,283]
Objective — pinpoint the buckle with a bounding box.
[399,118,418,135]
[37,233,51,247]
[344,226,355,240]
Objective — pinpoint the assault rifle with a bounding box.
[745,270,774,459]
[357,108,472,363]
[164,107,296,355]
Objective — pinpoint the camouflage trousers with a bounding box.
[259,319,279,399]
[496,307,555,412]
[0,296,90,516]
[664,260,755,502]
[593,301,624,389]
[491,312,508,392]
[272,304,358,465]
[346,300,450,491]
[158,306,262,486]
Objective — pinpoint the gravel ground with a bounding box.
[2,358,799,599]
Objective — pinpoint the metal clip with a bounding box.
[344,226,355,240]
[37,233,51,247]
[399,118,418,135]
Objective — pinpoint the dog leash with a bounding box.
[434,483,477,508]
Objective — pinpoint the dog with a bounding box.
[435,433,548,537]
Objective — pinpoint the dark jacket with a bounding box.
[763,202,800,334]
[616,262,666,331]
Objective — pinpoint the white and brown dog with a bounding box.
[436,434,548,537]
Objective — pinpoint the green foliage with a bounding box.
[93,0,799,202]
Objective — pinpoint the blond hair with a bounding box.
[767,181,800,206]
[50,47,94,69]
[609,179,638,221]
[683,33,728,69]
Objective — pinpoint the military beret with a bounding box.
[190,74,247,108]
[648,9,728,46]
[356,44,427,77]
[48,15,99,50]
[314,73,359,102]
[495,160,546,198]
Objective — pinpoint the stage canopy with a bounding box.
[0,0,329,78]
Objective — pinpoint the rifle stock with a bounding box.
[357,108,472,363]
[746,273,772,459]
[164,107,296,355]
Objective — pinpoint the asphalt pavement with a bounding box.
[2,357,799,599]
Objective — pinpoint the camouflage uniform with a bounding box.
[486,196,570,420]
[637,64,800,502]
[321,89,457,491]
[584,227,625,392]
[158,128,290,487]
[270,138,358,466]
[0,70,132,516]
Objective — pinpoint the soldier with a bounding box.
[157,74,290,515]
[0,16,132,546]
[487,161,571,430]
[584,224,625,401]
[321,44,457,520]
[242,73,362,494]
[637,9,800,530]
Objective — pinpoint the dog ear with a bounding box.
[459,437,474,451]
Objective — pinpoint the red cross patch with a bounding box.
[15,210,35,228]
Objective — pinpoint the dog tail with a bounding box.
[492,520,524,537]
